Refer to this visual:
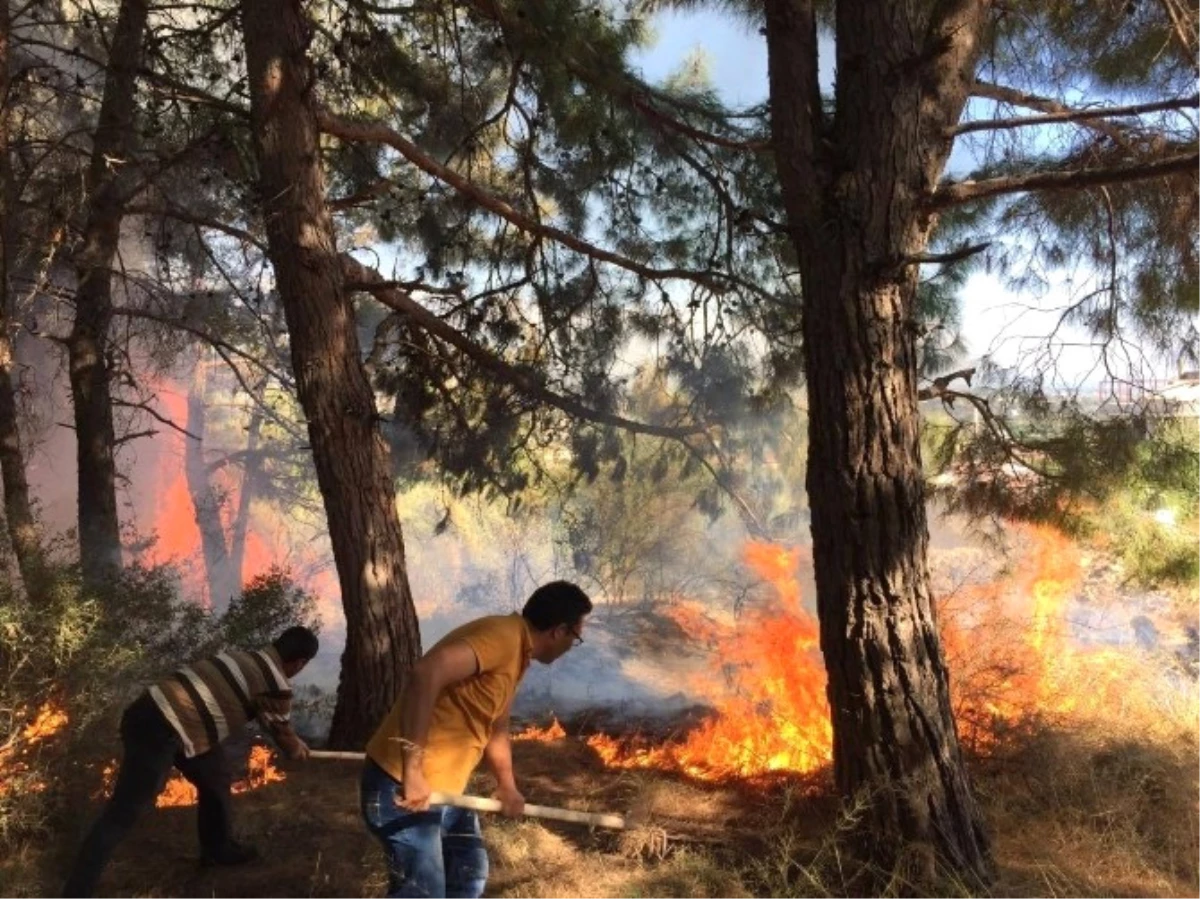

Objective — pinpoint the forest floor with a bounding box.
[6,521,1198,898]
[12,716,1198,899]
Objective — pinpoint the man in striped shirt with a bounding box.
[62,626,319,897]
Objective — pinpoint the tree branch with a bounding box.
[328,177,396,211]
[341,254,708,440]
[125,203,265,249]
[951,93,1199,136]
[112,397,199,441]
[685,438,768,539]
[918,366,975,401]
[111,305,291,386]
[904,241,990,266]
[932,151,1199,207]
[318,108,736,292]
[627,91,769,153]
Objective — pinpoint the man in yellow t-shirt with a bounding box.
[361,580,592,898]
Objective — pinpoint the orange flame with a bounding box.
[101,745,287,808]
[513,717,567,742]
[134,376,342,624]
[21,703,69,743]
[589,541,832,780]
[588,525,1167,781]
[942,523,1148,749]
[0,701,71,796]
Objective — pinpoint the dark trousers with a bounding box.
[62,693,236,897]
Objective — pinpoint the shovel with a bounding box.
[309,749,626,830]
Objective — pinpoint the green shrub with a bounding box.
[218,565,320,650]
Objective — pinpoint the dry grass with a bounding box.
[986,725,1199,898]
[4,699,1196,898]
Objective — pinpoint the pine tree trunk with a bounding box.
[185,363,237,610]
[0,2,40,591]
[228,407,263,591]
[68,0,149,584]
[764,0,993,884]
[241,0,423,748]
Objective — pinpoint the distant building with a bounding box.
[1159,371,1200,414]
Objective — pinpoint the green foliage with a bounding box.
[927,405,1199,589]
[1079,419,1199,588]
[218,566,321,651]
[1097,496,1199,588]
[557,435,710,601]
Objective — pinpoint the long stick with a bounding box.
[308,749,626,830]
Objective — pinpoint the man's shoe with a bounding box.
[200,842,260,867]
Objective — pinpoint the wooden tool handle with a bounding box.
[429,791,626,829]
[308,750,626,830]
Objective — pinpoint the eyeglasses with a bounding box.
[567,625,584,648]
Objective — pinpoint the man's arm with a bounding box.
[482,705,524,817]
[257,694,308,760]
[396,640,479,810]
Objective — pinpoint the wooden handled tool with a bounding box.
[309,749,626,830]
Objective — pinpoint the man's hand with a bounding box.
[398,767,433,812]
[494,783,525,818]
[288,738,311,761]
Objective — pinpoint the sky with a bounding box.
[625,10,1187,386]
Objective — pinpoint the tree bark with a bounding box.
[0,0,41,590]
[764,0,993,884]
[241,0,423,748]
[228,406,263,590]
[185,362,238,610]
[68,0,150,584]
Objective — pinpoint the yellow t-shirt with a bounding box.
[366,613,533,793]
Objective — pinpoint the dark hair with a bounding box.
[521,581,593,632]
[273,625,319,663]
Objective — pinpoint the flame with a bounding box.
[21,702,69,743]
[132,376,342,625]
[587,525,1173,781]
[942,523,1151,749]
[513,717,566,742]
[589,541,832,780]
[235,744,288,793]
[100,745,287,808]
[0,701,71,796]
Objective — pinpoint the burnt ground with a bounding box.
[46,737,837,899]
[31,719,1199,899]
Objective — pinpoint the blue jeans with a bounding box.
[360,759,489,898]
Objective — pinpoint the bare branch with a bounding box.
[329,178,396,211]
[686,438,768,539]
[125,203,265,249]
[113,428,159,445]
[628,92,769,152]
[918,366,975,401]
[1157,0,1199,71]
[341,254,709,440]
[932,150,1198,207]
[112,397,199,440]
[951,93,1199,136]
[904,241,991,266]
[111,305,291,386]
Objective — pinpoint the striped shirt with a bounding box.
[147,646,301,758]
